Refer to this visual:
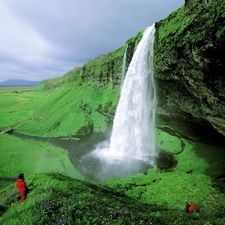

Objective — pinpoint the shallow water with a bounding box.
[11,129,175,183]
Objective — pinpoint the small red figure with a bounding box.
[16,173,27,202]
[188,201,196,214]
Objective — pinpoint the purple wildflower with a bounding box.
[40,201,50,208]
[52,220,66,225]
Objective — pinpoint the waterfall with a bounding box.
[109,24,157,164]
[120,45,128,89]
[134,39,138,53]
[82,24,157,182]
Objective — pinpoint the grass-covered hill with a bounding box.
[0,75,119,138]
[1,173,166,225]
[1,172,225,225]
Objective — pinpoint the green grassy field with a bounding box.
[156,128,225,177]
[0,134,84,182]
[0,86,39,129]
[0,79,119,138]
[0,172,225,225]
[0,173,165,225]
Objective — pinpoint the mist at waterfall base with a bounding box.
[81,24,157,183]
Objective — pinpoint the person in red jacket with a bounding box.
[188,201,196,214]
[16,173,27,202]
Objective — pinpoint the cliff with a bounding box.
[51,0,225,143]
[154,0,225,142]
[36,0,225,144]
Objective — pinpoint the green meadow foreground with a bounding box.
[1,171,225,224]
[1,87,225,224]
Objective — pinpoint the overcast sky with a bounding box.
[0,0,184,82]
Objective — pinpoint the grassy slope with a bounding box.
[156,128,225,177]
[0,76,119,138]
[0,86,85,190]
[0,173,165,225]
[0,87,39,129]
[1,172,225,225]
[29,77,119,137]
[0,134,84,181]
[108,170,225,225]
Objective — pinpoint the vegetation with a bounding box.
[1,1,225,224]
[79,28,144,88]
[154,0,225,75]
[0,78,120,138]
[1,171,225,225]
[0,87,39,129]
[1,92,225,224]
[0,173,167,225]
[108,169,225,224]
[155,128,225,177]
[0,134,84,182]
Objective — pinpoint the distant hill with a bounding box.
[0,79,40,86]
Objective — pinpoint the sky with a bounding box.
[0,0,184,82]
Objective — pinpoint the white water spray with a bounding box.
[83,24,157,182]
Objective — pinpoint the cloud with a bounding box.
[0,0,184,82]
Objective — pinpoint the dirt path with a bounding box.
[0,109,34,134]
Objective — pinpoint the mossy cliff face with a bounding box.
[154,0,225,139]
[79,29,144,88]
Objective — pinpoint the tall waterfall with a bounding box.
[82,24,157,182]
[109,24,157,164]
[120,45,128,89]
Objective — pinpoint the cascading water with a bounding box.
[134,39,138,53]
[120,45,128,89]
[109,23,157,163]
[81,24,157,183]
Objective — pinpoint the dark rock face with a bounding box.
[154,0,225,139]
